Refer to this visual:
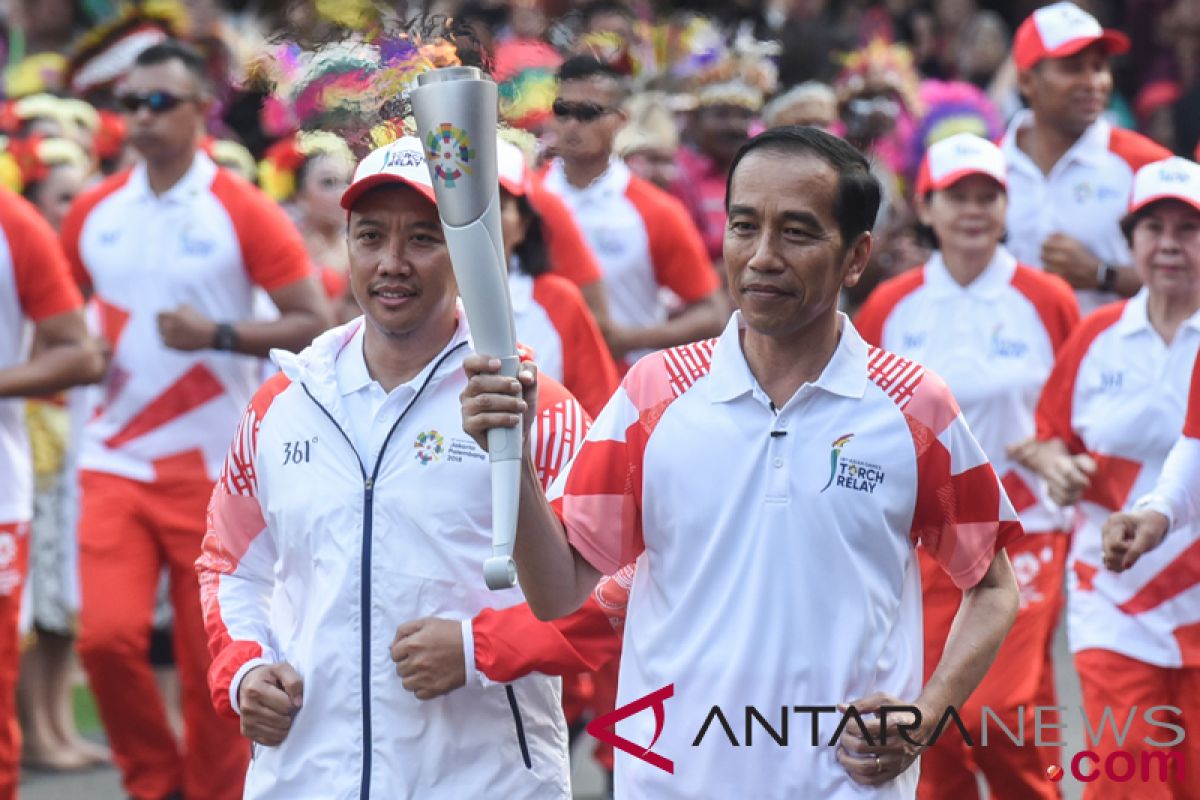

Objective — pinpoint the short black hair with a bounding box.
[725,126,881,246]
[558,54,624,84]
[133,40,209,93]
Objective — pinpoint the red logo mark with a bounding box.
[586,684,675,774]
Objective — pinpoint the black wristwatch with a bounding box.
[213,322,238,352]
[1097,262,1118,293]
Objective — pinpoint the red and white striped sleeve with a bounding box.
[898,358,1024,588]
[196,372,290,719]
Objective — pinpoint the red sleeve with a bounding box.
[1011,264,1080,352]
[1108,128,1173,173]
[1034,303,1126,452]
[1,190,83,321]
[853,267,925,347]
[533,274,619,418]
[528,180,603,288]
[624,176,719,303]
[210,170,313,291]
[473,593,621,682]
[58,168,132,293]
[1185,353,1200,439]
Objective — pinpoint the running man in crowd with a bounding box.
[198,136,591,799]
[0,185,104,799]
[542,55,725,369]
[462,126,1021,799]
[1002,1,1171,313]
[60,40,330,800]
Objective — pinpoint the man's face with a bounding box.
[696,104,754,166]
[724,150,868,340]
[1019,43,1113,137]
[347,185,458,341]
[118,60,206,165]
[553,78,624,163]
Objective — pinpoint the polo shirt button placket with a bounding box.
[765,409,790,501]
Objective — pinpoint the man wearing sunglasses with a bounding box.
[60,40,331,800]
[542,56,725,370]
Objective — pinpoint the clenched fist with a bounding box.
[238,662,304,746]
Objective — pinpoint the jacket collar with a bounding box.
[922,246,1017,299]
[1113,288,1200,339]
[1002,110,1111,174]
[128,151,217,203]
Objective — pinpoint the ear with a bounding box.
[842,231,872,289]
[1016,67,1038,103]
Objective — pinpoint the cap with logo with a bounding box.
[1013,1,1130,71]
[1127,157,1200,217]
[914,133,1007,196]
[340,136,436,211]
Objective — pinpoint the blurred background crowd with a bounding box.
[1,0,1199,797]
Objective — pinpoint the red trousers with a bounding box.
[0,522,28,800]
[76,465,247,800]
[918,532,1068,800]
[1074,649,1200,800]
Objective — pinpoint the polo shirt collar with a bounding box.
[1114,288,1200,338]
[923,246,1017,299]
[706,311,868,405]
[128,151,217,203]
[335,306,471,398]
[547,156,631,200]
[1002,110,1111,174]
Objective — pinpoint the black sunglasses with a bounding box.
[117,91,195,114]
[552,99,613,122]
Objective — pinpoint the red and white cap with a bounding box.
[1127,157,1200,216]
[914,133,1007,196]
[341,136,437,211]
[1013,2,1130,71]
[497,136,530,197]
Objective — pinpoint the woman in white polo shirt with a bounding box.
[1021,156,1200,800]
[856,133,1080,800]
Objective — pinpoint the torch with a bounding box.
[411,66,520,591]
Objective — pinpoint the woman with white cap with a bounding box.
[1020,156,1200,799]
[856,132,1080,800]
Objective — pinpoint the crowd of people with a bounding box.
[0,1,1199,799]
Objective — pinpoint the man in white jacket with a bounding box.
[196,137,589,799]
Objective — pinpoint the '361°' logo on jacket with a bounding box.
[819,433,886,494]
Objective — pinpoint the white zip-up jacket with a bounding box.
[197,317,588,799]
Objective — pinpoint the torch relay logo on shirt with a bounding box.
[592,685,1187,786]
[820,433,885,494]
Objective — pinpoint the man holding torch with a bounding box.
[196,135,594,798]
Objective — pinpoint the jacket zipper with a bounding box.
[299,340,468,800]
[505,684,533,769]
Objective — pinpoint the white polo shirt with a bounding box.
[541,158,717,364]
[1036,291,1200,666]
[549,313,1021,799]
[0,190,84,523]
[60,152,312,483]
[1142,354,1200,529]
[855,247,1079,535]
[1001,111,1170,313]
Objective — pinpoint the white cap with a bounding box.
[496,136,529,197]
[915,133,1007,196]
[1127,157,1200,217]
[1012,2,1129,71]
[341,136,436,211]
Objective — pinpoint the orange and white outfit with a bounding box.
[60,152,312,800]
[542,157,719,366]
[0,188,84,799]
[856,135,1080,799]
[1034,159,1200,800]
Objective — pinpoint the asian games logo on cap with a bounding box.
[820,433,886,494]
[425,123,474,188]
[413,430,445,465]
